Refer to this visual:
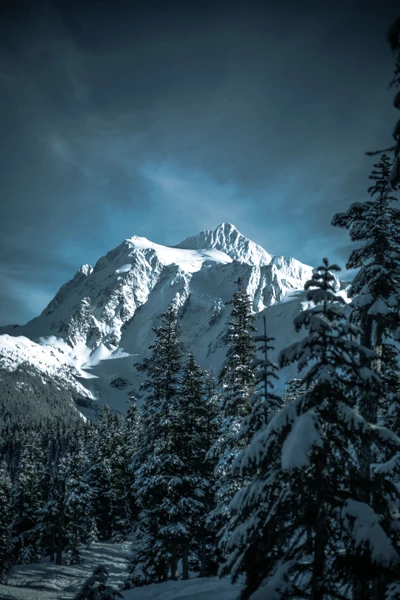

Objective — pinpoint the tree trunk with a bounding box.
[55,510,64,566]
[199,537,206,578]
[49,522,56,562]
[353,578,370,600]
[182,543,189,580]
[171,541,179,580]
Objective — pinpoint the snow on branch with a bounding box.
[281,409,323,470]
[342,499,400,567]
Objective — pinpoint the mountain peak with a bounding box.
[175,223,272,266]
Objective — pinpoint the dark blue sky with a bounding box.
[0,0,398,325]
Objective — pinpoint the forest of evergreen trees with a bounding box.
[1,16,400,600]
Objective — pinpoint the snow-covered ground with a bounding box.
[0,540,240,600]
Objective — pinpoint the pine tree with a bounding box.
[208,280,257,562]
[125,303,185,587]
[332,155,400,427]
[178,351,212,579]
[88,405,114,541]
[224,260,400,599]
[332,154,400,362]
[244,314,281,433]
[221,316,281,599]
[37,461,61,563]
[124,395,142,523]
[108,413,131,543]
[11,430,44,564]
[63,441,93,564]
[198,369,220,577]
[333,155,400,598]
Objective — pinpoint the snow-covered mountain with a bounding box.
[0,223,315,415]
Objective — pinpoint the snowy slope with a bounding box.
[0,223,315,413]
[0,538,240,600]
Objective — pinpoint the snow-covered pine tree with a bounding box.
[125,303,185,587]
[332,153,400,377]
[198,369,220,577]
[63,441,93,564]
[221,315,281,599]
[37,460,61,563]
[208,279,257,562]
[332,155,400,598]
[36,423,72,563]
[0,461,13,582]
[11,430,44,564]
[224,259,400,600]
[246,314,280,431]
[108,413,131,542]
[124,395,142,523]
[88,405,114,541]
[332,155,400,422]
[178,350,212,579]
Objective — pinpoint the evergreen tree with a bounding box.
[221,317,281,599]
[332,154,400,363]
[64,441,93,564]
[125,303,185,587]
[244,314,281,433]
[208,280,257,561]
[124,395,142,523]
[332,155,400,428]
[178,351,211,579]
[333,155,400,598]
[224,260,400,599]
[108,413,131,543]
[88,406,114,541]
[11,431,44,564]
[198,369,220,577]
[37,460,62,563]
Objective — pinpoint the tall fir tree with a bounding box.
[332,154,400,371]
[221,316,281,599]
[224,260,400,600]
[178,351,213,579]
[124,395,142,524]
[88,405,114,541]
[63,440,93,564]
[198,369,220,577]
[208,279,257,562]
[333,155,400,599]
[11,430,44,564]
[108,413,131,543]
[125,303,186,587]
